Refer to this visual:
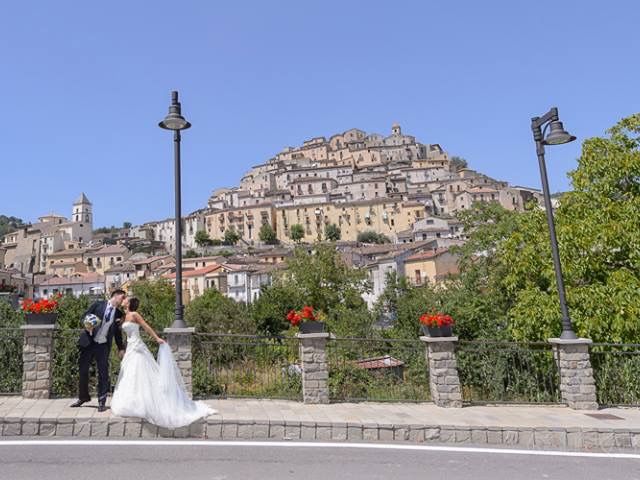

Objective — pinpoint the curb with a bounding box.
[2,416,639,452]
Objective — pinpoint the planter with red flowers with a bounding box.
[22,297,61,325]
[419,312,455,337]
[286,305,326,334]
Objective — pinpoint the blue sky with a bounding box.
[1,1,638,227]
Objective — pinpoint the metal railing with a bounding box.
[591,343,640,407]
[192,333,302,400]
[327,337,430,402]
[4,326,640,408]
[0,328,22,394]
[50,328,155,398]
[456,340,561,404]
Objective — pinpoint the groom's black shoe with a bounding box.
[70,399,89,408]
[97,403,107,413]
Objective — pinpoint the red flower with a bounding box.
[22,297,59,314]
[301,306,316,321]
[286,306,320,328]
[419,311,455,328]
[287,310,303,326]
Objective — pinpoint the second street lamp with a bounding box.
[530,107,577,339]
[159,91,191,329]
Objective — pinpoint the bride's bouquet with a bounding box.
[83,314,101,330]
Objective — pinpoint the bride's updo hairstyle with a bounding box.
[128,297,140,312]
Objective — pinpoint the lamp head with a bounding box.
[159,91,191,131]
[543,120,576,145]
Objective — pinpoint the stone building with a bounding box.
[202,124,541,246]
[1,194,94,275]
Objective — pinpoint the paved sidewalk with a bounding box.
[1,396,639,451]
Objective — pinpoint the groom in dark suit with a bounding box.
[71,289,127,412]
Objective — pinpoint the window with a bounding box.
[415,270,422,285]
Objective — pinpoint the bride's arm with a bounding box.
[133,313,165,344]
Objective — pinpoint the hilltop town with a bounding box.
[0,124,542,307]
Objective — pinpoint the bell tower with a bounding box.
[73,192,93,226]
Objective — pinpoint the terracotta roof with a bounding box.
[163,264,221,279]
[468,187,499,193]
[105,262,136,273]
[47,248,93,258]
[405,248,450,262]
[38,273,104,286]
[90,244,129,255]
[356,355,404,370]
[131,255,172,266]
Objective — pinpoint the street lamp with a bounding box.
[530,107,577,339]
[159,91,191,329]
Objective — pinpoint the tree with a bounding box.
[185,288,254,334]
[372,201,520,341]
[0,300,23,327]
[184,250,200,258]
[0,215,25,237]
[123,222,132,229]
[251,244,374,336]
[289,224,305,243]
[223,227,241,246]
[259,223,278,245]
[250,281,301,335]
[194,230,213,248]
[498,114,640,343]
[129,279,176,331]
[357,230,390,244]
[450,156,468,171]
[324,223,341,241]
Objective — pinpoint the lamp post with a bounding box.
[530,107,577,339]
[159,91,191,329]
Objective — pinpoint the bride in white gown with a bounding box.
[110,297,216,429]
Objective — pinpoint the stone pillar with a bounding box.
[164,327,195,398]
[297,332,332,404]
[549,338,598,410]
[421,336,463,408]
[21,325,55,399]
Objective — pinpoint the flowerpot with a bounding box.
[25,313,57,326]
[299,321,326,334]
[422,324,453,337]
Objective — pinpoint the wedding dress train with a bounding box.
[111,321,215,429]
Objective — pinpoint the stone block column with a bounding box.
[297,332,332,404]
[164,327,195,398]
[549,338,598,410]
[421,336,463,408]
[21,325,55,399]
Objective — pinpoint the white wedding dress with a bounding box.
[110,321,216,429]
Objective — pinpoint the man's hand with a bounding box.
[118,350,125,359]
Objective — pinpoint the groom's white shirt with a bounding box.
[94,300,116,344]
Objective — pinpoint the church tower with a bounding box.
[73,192,93,226]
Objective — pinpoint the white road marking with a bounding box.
[0,440,638,459]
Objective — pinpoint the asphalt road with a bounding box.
[0,440,638,480]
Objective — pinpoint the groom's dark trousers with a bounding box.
[77,300,124,404]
